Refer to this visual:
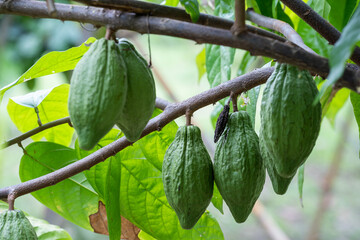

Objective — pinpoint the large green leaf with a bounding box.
[326,0,357,31]
[350,91,360,157]
[321,4,360,95]
[0,201,72,240]
[180,0,200,22]
[0,37,96,102]
[77,110,224,239]
[76,129,122,240]
[205,0,235,88]
[7,84,73,146]
[296,0,332,57]
[19,142,99,230]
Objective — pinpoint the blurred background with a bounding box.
[0,11,359,240]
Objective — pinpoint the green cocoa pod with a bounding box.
[68,38,127,150]
[116,39,156,142]
[0,210,37,240]
[214,111,265,223]
[260,63,322,177]
[162,125,214,229]
[259,136,294,195]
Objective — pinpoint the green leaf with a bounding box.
[0,201,72,240]
[211,183,223,214]
[325,88,350,126]
[205,45,235,88]
[139,231,157,240]
[297,165,305,208]
[77,110,224,239]
[196,48,206,82]
[165,0,179,6]
[205,0,235,88]
[0,37,96,102]
[180,0,200,22]
[321,4,360,95]
[210,103,225,129]
[19,142,99,231]
[326,0,357,31]
[76,129,122,240]
[350,91,360,157]
[296,0,332,57]
[7,84,74,146]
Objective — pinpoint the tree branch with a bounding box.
[0,117,71,149]
[231,0,246,35]
[0,98,170,150]
[246,8,316,55]
[279,0,360,66]
[73,0,284,41]
[0,67,274,201]
[1,0,359,92]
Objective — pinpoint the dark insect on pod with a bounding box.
[214,104,230,143]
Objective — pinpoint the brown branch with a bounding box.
[0,98,170,150]
[0,117,71,149]
[1,0,359,91]
[0,67,274,201]
[73,0,285,42]
[307,109,353,240]
[280,0,360,66]
[246,8,317,55]
[231,0,246,35]
[45,0,56,16]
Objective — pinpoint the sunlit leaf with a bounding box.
[0,201,72,240]
[7,84,73,146]
[325,88,350,126]
[196,48,206,82]
[0,37,96,102]
[19,142,99,230]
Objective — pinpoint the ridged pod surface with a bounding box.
[68,38,127,150]
[214,111,265,223]
[162,125,214,229]
[260,63,321,177]
[259,136,294,195]
[116,39,156,142]
[0,210,37,240]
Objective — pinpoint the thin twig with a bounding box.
[279,0,360,65]
[0,0,359,91]
[231,0,246,35]
[45,0,57,16]
[0,117,71,149]
[246,8,317,55]
[307,108,353,240]
[0,98,169,150]
[0,67,274,201]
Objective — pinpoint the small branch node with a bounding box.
[7,191,17,211]
[185,108,193,126]
[230,92,238,112]
[34,107,42,126]
[105,27,116,40]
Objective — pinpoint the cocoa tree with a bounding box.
[0,0,360,239]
